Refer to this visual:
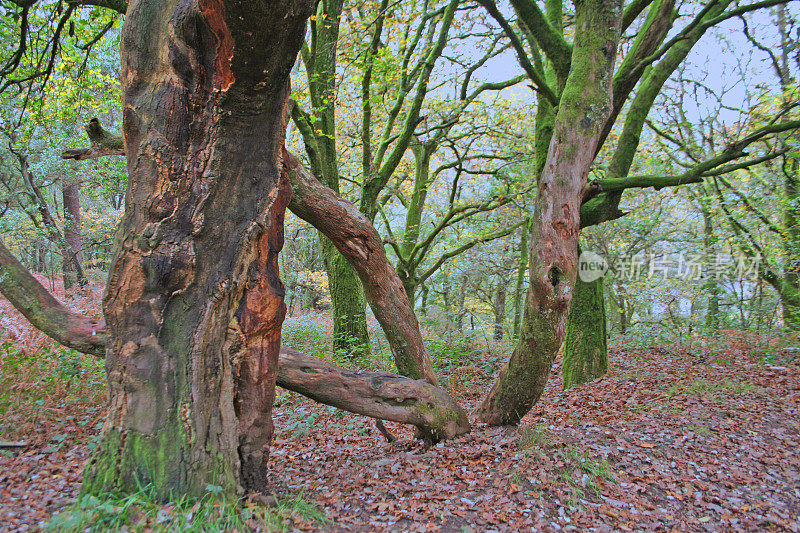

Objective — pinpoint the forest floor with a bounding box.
[0,281,799,531]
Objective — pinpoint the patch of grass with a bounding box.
[557,445,615,505]
[281,318,330,360]
[688,423,714,436]
[47,485,327,532]
[667,378,759,399]
[519,423,550,451]
[0,343,105,440]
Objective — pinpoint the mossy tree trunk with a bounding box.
[563,274,607,389]
[476,0,622,425]
[322,238,371,357]
[81,0,311,499]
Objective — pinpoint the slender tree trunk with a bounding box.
[477,0,621,425]
[702,202,721,330]
[81,0,311,499]
[17,155,87,286]
[493,284,506,341]
[512,224,529,338]
[61,171,85,289]
[456,275,467,330]
[563,275,607,389]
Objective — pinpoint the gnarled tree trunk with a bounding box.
[476,0,622,425]
[81,0,312,499]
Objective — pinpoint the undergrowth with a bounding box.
[47,484,327,532]
[0,342,105,442]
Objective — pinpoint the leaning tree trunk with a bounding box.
[81,0,312,500]
[563,275,607,389]
[285,151,438,384]
[476,0,622,425]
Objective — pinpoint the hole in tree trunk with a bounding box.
[548,266,561,288]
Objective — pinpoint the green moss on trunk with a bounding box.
[322,237,371,357]
[563,276,608,389]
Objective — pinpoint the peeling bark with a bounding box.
[81,0,312,500]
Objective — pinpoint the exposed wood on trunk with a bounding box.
[277,348,469,442]
[80,0,313,499]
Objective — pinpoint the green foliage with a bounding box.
[281,316,329,359]
[47,485,326,533]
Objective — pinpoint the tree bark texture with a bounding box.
[476,0,622,425]
[563,275,608,389]
[81,0,312,499]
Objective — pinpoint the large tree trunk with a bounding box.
[476,0,621,425]
[563,275,607,389]
[81,0,311,500]
[61,171,85,290]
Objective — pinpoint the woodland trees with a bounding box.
[0,0,797,502]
